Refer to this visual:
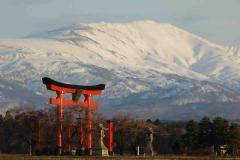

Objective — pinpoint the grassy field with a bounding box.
[1,155,240,160]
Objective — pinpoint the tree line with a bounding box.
[0,107,240,156]
[182,116,240,155]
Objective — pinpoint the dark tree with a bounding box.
[197,116,213,154]
[182,120,199,153]
[212,117,229,154]
[228,123,240,156]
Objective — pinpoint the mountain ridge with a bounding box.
[0,21,240,120]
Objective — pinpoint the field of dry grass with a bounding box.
[1,155,240,160]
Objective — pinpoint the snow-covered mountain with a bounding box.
[0,21,240,120]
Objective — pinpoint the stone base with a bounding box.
[93,148,109,156]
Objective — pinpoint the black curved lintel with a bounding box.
[42,77,105,90]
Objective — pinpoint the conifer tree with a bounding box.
[228,123,240,156]
[183,120,199,153]
[212,117,229,154]
[198,116,212,149]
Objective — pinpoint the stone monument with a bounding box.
[144,127,155,156]
[93,123,109,156]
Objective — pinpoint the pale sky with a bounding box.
[0,0,239,46]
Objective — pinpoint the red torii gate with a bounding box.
[42,77,105,155]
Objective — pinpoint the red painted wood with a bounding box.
[56,91,64,154]
[66,125,72,153]
[47,84,103,94]
[49,98,99,108]
[85,94,93,151]
[107,120,114,154]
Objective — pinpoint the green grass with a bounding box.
[1,154,240,160]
